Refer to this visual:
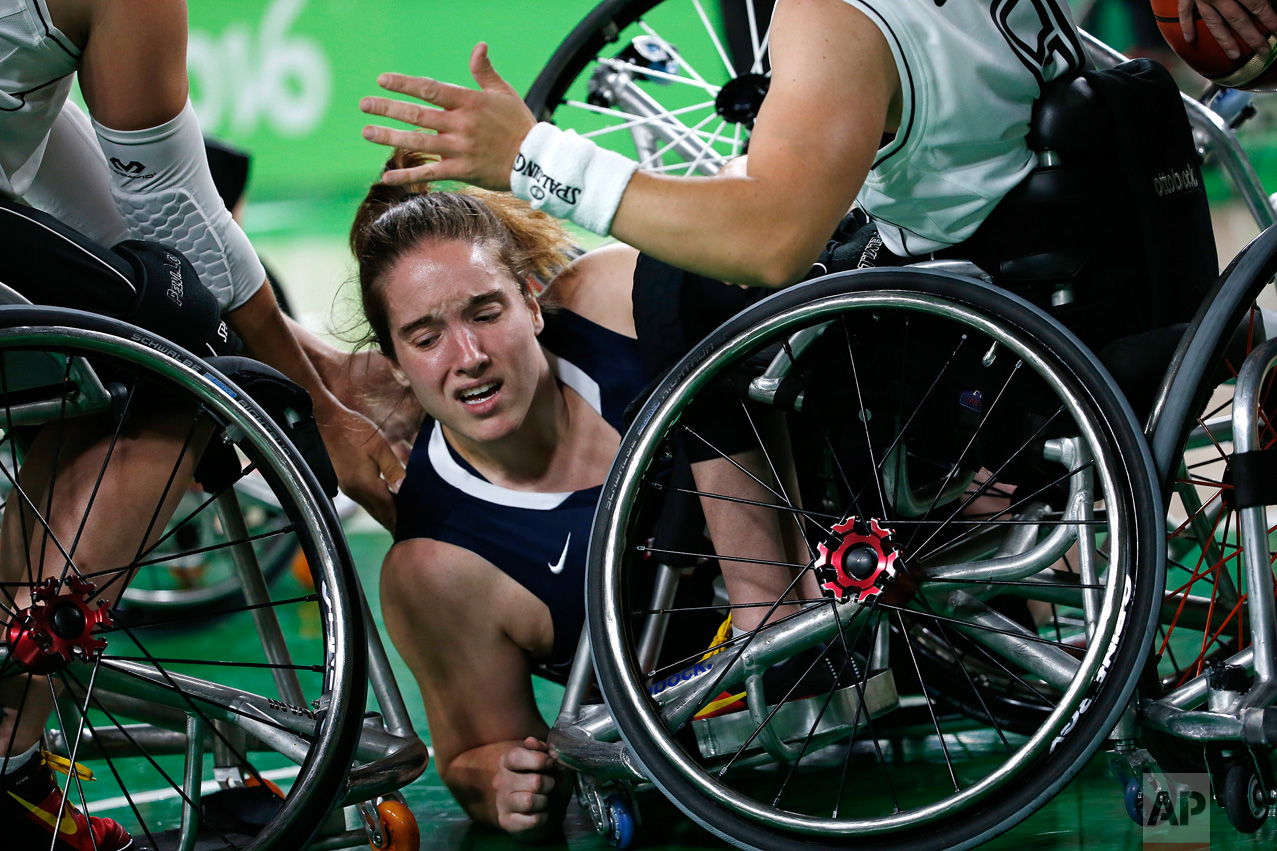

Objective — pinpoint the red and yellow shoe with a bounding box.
[693,616,748,720]
[2,750,134,851]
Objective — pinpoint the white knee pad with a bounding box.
[93,101,265,311]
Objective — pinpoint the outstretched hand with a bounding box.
[1180,0,1277,58]
[360,43,537,190]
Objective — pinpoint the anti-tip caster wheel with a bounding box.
[1220,759,1270,834]
[605,793,639,849]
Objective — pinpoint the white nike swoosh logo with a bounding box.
[549,533,571,574]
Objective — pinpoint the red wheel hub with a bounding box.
[813,517,901,604]
[6,576,112,674]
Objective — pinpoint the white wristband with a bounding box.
[510,123,637,235]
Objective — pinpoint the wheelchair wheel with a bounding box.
[527,0,772,176]
[1149,301,1277,763]
[588,268,1162,849]
[0,307,365,850]
[114,472,297,615]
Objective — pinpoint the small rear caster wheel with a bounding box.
[1123,777,1145,825]
[605,793,638,849]
[1221,760,1269,834]
[370,799,420,851]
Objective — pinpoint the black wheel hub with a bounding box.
[715,73,770,126]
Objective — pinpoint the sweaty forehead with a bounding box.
[384,240,521,330]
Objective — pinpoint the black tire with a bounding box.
[0,306,365,850]
[1221,759,1269,833]
[588,269,1163,849]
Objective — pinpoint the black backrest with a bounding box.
[959,59,1217,351]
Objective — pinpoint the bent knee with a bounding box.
[379,539,474,620]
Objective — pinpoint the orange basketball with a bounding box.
[1152,0,1277,90]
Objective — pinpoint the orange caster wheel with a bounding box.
[244,774,286,798]
[369,799,419,851]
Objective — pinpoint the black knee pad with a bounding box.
[111,240,241,359]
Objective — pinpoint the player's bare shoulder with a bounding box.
[545,242,638,339]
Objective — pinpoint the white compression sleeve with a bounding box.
[93,101,265,311]
[24,101,130,247]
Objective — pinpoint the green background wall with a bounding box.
[184,0,600,235]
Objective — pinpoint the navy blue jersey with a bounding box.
[394,308,647,678]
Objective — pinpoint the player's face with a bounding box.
[383,239,547,445]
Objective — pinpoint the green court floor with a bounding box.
[337,531,1277,851]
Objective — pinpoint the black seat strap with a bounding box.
[1228,448,1277,509]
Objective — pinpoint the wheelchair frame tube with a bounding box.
[215,487,306,708]
[1227,337,1277,708]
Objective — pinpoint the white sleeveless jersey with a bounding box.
[0,0,79,198]
[843,0,1085,256]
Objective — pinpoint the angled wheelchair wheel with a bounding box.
[588,269,1163,849]
[0,306,365,850]
[527,0,772,176]
[1155,306,1277,701]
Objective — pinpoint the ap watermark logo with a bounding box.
[1137,772,1210,850]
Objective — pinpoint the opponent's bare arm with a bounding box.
[360,0,898,288]
[226,287,407,530]
[61,0,190,131]
[55,0,408,526]
[286,318,422,464]
[1179,0,1277,58]
[380,538,571,838]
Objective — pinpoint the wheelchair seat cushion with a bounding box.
[0,195,241,357]
[0,195,137,312]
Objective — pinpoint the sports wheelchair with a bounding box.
[0,229,427,848]
[528,2,1277,848]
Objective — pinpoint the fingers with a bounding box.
[348,474,396,531]
[367,435,407,495]
[359,95,449,133]
[1198,0,1271,57]
[374,72,469,109]
[375,163,438,186]
[391,439,413,467]
[1247,0,1277,34]
[469,43,516,95]
[1181,0,1199,41]
[495,741,559,836]
[499,741,556,773]
[1199,1,1246,56]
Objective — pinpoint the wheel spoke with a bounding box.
[895,610,960,793]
